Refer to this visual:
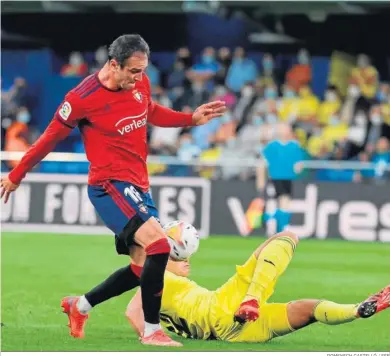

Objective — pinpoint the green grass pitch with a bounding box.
[1,232,390,351]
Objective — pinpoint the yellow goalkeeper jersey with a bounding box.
[160,271,216,340]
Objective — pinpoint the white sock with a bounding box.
[143,321,161,337]
[77,295,92,314]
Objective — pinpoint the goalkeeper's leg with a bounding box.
[285,284,390,331]
[234,231,299,323]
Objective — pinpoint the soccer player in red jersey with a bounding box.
[0,34,227,347]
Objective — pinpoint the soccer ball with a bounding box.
[163,220,200,261]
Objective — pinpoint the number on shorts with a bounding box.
[124,185,143,203]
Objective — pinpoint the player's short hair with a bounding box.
[108,34,150,67]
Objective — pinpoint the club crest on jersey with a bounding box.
[133,90,143,103]
[139,204,148,214]
[59,101,72,120]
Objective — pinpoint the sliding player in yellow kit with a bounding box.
[126,231,390,342]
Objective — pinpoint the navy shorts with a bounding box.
[88,180,159,255]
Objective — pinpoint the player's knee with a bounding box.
[145,236,171,256]
[135,217,169,249]
[279,230,299,246]
[287,300,318,329]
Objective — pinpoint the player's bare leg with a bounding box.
[134,217,182,347]
[235,231,299,323]
[285,285,390,332]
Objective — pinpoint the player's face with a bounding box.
[113,52,148,90]
[167,259,191,277]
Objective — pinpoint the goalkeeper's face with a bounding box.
[167,259,191,277]
[112,52,148,90]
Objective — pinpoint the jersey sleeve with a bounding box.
[55,92,85,128]
[8,92,84,185]
[144,75,193,128]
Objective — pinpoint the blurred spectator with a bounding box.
[296,85,320,123]
[339,84,362,125]
[176,47,192,69]
[167,60,186,89]
[89,46,108,74]
[349,54,378,99]
[317,86,342,126]
[371,137,390,181]
[342,104,371,159]
[211,110,237,147]
[4,77,30,113]
[191,109,222,150]
[152,86,172,108]
[376,83,389,103]
[177,133,201,161]
[236,115,264,154]
[286,49,312,92]
[187,47,220,93]
[226,47,258,94]
[146,61,161,87]
[250,84,280,121]
[60,51,88,77]
[150,123,181,156]
[215,47,232,85]
[366,105,384,150]
[354,137,390,183]
[4,106,31,168]
[192,47,220,74]
[258,53,277,89]
[176,78,209,110]
[278,86,299,123]
[232,83,256,127]
[380,93,390,139]
[213,85,236,110]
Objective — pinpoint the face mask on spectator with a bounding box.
[355,113,366,125]
[263,58,273,71]
[17,110,31,124]
[253,116,263,126]
[284,90,295,99]
[329,115,340,126]
[264,88,277,99]
[298,53,309,65]
[371,114,382,125]
[202,55,214,64]
[348,85,360,98]
[325,91,337,102]
[266,113,278,124]
[242,86,253,97]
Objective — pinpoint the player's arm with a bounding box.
[256,164,267,193]
[145,76,226,128]
[257,143,272,193]
[126,289,144,337]
[0,94,84,203]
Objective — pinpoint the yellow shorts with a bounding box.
[209,254,294,342]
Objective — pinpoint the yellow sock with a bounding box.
[314,300,358,325]
[244,236,296,304]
